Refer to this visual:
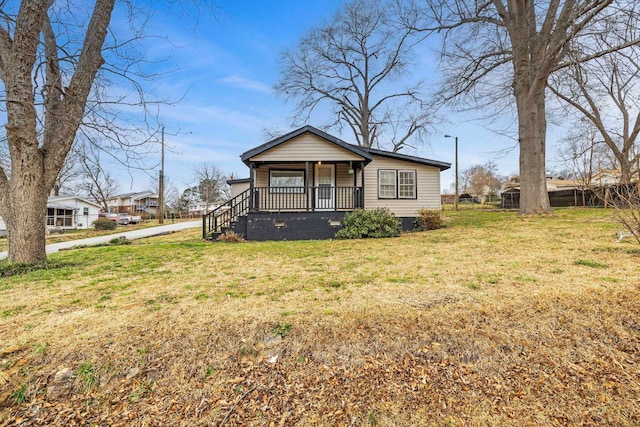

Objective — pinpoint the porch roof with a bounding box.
[240,125,373,166]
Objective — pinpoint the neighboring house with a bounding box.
[504,169,637,192]
[503,176,582,192]
[500,175,610,209]
[204,125,450,240]
[47,196,102,230]
[0,196,102,235]
[592,168,639,186]
[545,179,583,192]
[188,201,219,217]
[106,191,159,215]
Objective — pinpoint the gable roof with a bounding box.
[48,196,102,209]
[356,146,451,171]
[240,125,451,171]
[240,125,373,166]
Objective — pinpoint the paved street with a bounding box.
[0,221,201,260]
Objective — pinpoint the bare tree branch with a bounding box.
[0,1,209,263]
[550,42,640,183]
[410,0,640,213]
[276,0,434,151]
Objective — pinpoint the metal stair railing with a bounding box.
[202,188,251,239]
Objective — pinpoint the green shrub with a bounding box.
[108,236,131,245]
[335,208,401,239]
[93,219,117,230]
[416,209,443,230]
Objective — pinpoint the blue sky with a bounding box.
[114,1,567,194]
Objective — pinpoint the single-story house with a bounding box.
[0,196,102,236]
[106,191,159,215]
[47,196,103,230]
[204,125,450,240]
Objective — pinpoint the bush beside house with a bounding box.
[93,219,117,231]
[335,208,401,239]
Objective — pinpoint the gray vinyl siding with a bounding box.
[364,155,441,217]
[249,133,365,162]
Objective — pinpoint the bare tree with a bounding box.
[145,174,179,218]
[0,1,182,263]
[193,162,230,204]
[276,0,433,152]
[411,0,640,213]
[164,184,182,215]
[0,1,118,263]
[458,168,472,194]
[460,162,503,197]
[261,127,286,142]
[549,47,640,184]
[557,119,611,188]
[74,143,121,211]
[53,149,82,196]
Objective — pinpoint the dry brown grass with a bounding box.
[0,208,639,426]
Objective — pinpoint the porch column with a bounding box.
[305,161,310,212]
[249,163,255,212]
[360,162,366,208]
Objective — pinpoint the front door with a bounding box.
[315,164,335,210]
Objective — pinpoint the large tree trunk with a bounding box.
[516,88,552,214]
[3,141,49,263]
[619,156,633,184]
[0,0,116,264]
[4,183,48,264]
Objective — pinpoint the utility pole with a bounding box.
[444,135,459,211]
[158,126,165,224]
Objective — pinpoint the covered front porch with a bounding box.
[203,125,374,240]
[247,160,365,213]
[203,160,366,240]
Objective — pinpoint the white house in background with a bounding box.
[187,201,219,217]
[106,191,159,215]
[592,168,639,186]
[47,196,102,230]
[0,196,102,236]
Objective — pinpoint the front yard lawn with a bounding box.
[1,208,638,425]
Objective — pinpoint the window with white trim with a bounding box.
[378,170,397,199]
[398,170,416,198]
[378,169,417,199]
